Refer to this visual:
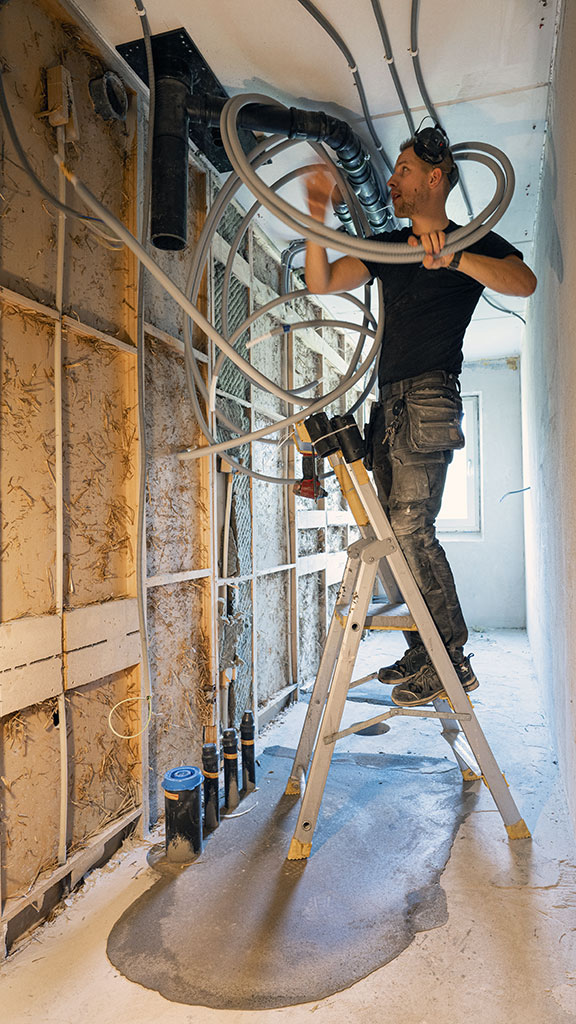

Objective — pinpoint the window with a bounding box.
[437,393,481,534]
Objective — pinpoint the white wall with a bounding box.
[522,0,576,838]
[442,359,526,630]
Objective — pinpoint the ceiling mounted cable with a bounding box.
[369,0,416,136]
[54,60,516,475]
[409,0,474,221]
[294,0,394,177]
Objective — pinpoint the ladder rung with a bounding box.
[336,599,417,631]
[326,707,471,745]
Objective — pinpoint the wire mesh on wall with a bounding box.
[213,242,254,725]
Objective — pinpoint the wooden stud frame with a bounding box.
[0,0,374,953]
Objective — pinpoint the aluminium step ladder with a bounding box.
[285,412,530,860]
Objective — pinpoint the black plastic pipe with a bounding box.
[223,728,240,810]
[202,742,220,832]
[150,90,391,251]
[152,74,192,250]
[187,95,390,234]
[240,711,256,794]
[162,766,203,862]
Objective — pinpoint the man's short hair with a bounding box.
[400,136,457,191]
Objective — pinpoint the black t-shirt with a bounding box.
[360,221,523,385]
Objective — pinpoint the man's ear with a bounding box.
[429,166,444,191]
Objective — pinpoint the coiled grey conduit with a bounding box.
[59,93,515,478]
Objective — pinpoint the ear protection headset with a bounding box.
[413,124,459,189]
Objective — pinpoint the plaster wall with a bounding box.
[442,359,526,629]
[521,0,576,837]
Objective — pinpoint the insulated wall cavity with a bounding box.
[145,336,209,577]
[62,334,138,608]
[0,700,60,900]
[0,306,56,620]
[146,580,212,824]
[255,572,291,706]
[297,571,326,685]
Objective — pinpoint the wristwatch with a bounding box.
[448,249,463,271]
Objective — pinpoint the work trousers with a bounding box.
[369,371,468,660]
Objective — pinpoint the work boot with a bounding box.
[390,655,479,707]
[377,645,428,684]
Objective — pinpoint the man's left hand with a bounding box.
[408,231,455,270]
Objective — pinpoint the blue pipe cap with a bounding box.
[163,766,203,792]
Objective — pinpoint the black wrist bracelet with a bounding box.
[449,250,463,271]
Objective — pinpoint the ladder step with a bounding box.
[337,600,417,631]
[326,706,471,745]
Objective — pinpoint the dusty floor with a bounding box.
[1,629,576,1023]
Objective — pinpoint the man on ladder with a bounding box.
[304,126,537,708]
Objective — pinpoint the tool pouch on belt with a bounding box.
[363,401,380,470]
[404,386,465,453]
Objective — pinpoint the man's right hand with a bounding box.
[303,166,371,295]
[305,167,338,222]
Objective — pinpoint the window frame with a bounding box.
[437,392,482,536]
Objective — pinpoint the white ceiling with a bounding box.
[80,0,560,361]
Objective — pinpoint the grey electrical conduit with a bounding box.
[218,162,374,400]
[181,135,369,446]
[210,318,376,413]
[220,95,515,263]
[369,0,416,135]
[57,102,514,460]
[205,150,378,478]
[209,293,377,416]
[56,162,386,457]
[179,99,516,460]
[295,0,395,176]
[214,166,377,403]
[177,135,352,484]
[409,0,475,221]
[200,95,513,431]
[182,133,379,479]
[277,241,381,416]
[181,144,378,476]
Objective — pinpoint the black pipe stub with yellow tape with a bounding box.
[202,743,221,833]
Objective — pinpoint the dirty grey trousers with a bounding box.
[369,371,468,660]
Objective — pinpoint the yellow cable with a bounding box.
[108,694,153,739]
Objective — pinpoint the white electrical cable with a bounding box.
[208,318,376,413]
[54,85,516,469]
[55,158,386,460]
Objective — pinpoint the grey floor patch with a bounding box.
[107,747,477,1010]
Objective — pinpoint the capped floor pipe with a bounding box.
[162,766,203,863]
[223,728,240,810]
[202,742,220,832]
[240,711,256,794]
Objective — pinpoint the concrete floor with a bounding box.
[2,629,576,1023]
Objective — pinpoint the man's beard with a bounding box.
[393,184,427,219]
